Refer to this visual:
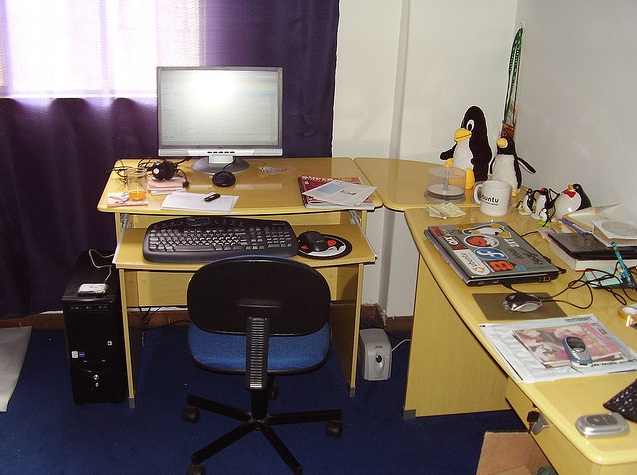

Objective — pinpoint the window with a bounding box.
[1,0,201,97]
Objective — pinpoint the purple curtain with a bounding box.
[201,0,339,156]
[0,0,339,318]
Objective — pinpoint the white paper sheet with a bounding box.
[160,191,239,212]
[0,326,32,411]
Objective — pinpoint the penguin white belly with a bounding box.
[491,154,517,190]
[453,139,473,170]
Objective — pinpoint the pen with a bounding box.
[204,193,221,202]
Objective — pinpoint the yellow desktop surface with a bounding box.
[98,157,382,215]
[404,207,637,473]
[355,157,477,211]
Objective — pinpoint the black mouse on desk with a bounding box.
[298,231,329,253]
[212,170,236,187]
[503,292,543,313]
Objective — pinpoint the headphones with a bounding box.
[149,159,178,180]
[145,159,189,187]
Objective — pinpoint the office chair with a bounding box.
[183,256,343,475]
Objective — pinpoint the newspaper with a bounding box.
[480,315,637,382]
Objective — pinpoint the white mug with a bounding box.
[473,180,512,217]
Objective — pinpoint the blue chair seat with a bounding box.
[189,323,330,373]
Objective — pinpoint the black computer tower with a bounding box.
[62,250,126,404]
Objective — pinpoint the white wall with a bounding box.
[334,0,517,314]
[333,0,402,304]
[400,1,516,162]
[515,0,637,221]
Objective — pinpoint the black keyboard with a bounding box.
[603,379,637,422]
[143,216,298,263]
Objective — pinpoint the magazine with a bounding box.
[480,315,637,382]
[147,176,186,195]
[513,321,625,368]
[298,176,375,210]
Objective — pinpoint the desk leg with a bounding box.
[329,263,364,397]
[403,257,508,417]
[118,268,135,408]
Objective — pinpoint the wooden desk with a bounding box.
[97,158,380,405]
[404,207,637,475]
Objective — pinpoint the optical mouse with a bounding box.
[212,171,236,187]
[503,292,543,313]
[298,231,329,252]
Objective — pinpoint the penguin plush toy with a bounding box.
[440,106,492,189]
[489,136,536,194]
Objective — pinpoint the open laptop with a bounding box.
[425,222,559,286]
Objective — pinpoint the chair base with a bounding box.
[184,392,342,475]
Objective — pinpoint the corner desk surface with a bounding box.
[404,206,637,475]
[97,157,380,405]
[355,157,476,211]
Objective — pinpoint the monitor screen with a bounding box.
[157,66,283,173]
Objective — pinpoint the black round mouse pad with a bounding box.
[297,234,352,260]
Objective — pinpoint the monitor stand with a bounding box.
[192,157,250,175]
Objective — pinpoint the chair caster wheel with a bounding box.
[187,463,205,475]
[182,406,200,423]
[326,420,343,437]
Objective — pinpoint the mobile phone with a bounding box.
[562,336,593,366]
[575,413,629,437]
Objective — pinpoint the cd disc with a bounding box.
[598,220,637,239]
[427,183,465,199]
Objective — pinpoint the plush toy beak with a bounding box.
[496,137,508,148]
[454,127,471,142]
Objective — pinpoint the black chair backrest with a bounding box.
[187,256,331,336]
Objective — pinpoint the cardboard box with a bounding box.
[476,432,553,475]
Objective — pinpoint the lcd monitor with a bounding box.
[157,66,283,174]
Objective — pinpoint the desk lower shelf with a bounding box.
[115,223,374,307]
[115,223,375,271]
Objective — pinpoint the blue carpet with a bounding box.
[0,328,523,474]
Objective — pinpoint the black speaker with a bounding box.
[62,250,126,404]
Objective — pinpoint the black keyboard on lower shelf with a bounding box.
[143,216,298,263]
[603,379,637,423]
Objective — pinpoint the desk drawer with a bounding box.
[505,380,621,475]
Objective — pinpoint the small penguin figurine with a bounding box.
[572,184,591,209]
[552,183,591,220]
[440,106,492,189]
[529,188,552,222]
[516,188,534,215]
[489,136,536,195]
